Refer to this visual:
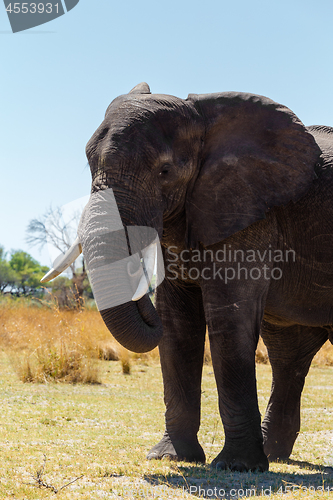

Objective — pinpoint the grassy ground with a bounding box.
[1,354,333,498]
[1,303,333,498]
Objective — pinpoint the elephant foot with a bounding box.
[262,423,297,462]
[263,438,293,462]
[146,432,205,463]
[211,447,269,472]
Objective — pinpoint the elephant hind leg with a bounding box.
[261,322,328,461]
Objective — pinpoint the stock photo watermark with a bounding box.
[3,0,80,33]
[166,244,296,283]
[119,483,333,498]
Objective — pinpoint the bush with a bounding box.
[16,342,100,383]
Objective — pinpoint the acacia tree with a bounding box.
[0,246,48,296]
[9,250,48,296]
[26,207,89,307]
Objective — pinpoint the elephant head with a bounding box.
[41,83,321,352]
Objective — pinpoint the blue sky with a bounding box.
[1,0,333,267]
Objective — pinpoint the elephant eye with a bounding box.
[159,164,172,176]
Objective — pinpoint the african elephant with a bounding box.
[42,82,333,472]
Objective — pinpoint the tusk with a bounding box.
[127,256,144,280]
[40,236,82,283]
[132,242,157,301]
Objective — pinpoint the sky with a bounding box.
[1,0,333,268]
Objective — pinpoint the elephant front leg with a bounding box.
[147,279,206,463]
[261,323,328,461]
[203,286,269,472]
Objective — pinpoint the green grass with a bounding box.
[1,352,333,499]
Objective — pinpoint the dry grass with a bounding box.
[0,296,161,383]
[0,353,332,499]
[2,298,333,497]
[0,297,117,383]
[1,297,333,386]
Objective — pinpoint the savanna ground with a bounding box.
[1,298,333,499]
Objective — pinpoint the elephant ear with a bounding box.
[185,92,321,248]
[129,82,151,94]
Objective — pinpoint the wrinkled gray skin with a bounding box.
[82,82,333,472]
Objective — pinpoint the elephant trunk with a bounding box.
[84,233,163,352]
[100,295,162,353]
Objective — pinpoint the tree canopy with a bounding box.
[0,246,49,296]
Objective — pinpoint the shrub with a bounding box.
[16,342,100,383]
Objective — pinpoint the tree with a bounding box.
[0,246,48,296]
[26,206,79,274]
[9,250,49,296]
[26,206,89,307]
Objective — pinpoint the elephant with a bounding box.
[41,82,333,472]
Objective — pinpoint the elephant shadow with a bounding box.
[143,461,333,498]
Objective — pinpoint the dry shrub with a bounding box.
[256,337,269,364]
[121,357,131,375]
[15,343,100,383]
[313,340,333,366]
[97,341,120,361]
